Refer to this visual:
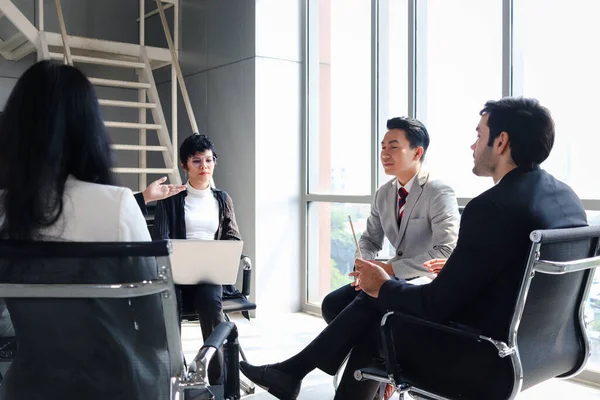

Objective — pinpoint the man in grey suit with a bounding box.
[240,117,461,400]
[322,116,460,325]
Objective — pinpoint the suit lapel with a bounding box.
[396,169,428,248]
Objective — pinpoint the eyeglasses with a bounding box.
[190,157,215,168]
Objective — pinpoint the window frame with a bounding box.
[301,0,382,314]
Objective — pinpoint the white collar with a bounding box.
[186,181,212,197]
[395,172,417,194]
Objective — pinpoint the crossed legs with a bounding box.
[241,290,386,399]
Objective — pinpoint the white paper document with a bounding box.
[406,276,433,286]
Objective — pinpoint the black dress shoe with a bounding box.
[240,361,301,400]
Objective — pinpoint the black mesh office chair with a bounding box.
[355,225,600,399]
[0,240,241,400]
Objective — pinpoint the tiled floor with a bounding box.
[182,312,600,399]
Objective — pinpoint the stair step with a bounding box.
[112,144,168,151]
[113,167,175,174]
[99,99,157,109]
[49,52,145,68]
[90,77,150,89]
[0,32,27,53]
[105,121,162,130]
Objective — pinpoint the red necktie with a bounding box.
[398,187,408,226]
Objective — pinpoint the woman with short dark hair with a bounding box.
[153,133,242,385]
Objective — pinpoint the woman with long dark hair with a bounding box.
[0,60,149,241]
[0,60,154,399]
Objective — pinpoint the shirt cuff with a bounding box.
[391,260,436,280]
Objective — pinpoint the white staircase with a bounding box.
[46,47,179,186]
[0,0,192,190]
[0,8,35,60]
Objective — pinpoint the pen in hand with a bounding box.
[348,215,363,290]
[348,215,362,259]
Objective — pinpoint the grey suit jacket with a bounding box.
[358,169,460,279]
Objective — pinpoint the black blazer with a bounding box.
[377,165,587,339]
[151,189,241,242]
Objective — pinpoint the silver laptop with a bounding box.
[169,240,244,285]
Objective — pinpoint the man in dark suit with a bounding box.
[240,97,588,400]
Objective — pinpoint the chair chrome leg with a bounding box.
[333,352,351,390]
[240,378,255,395]
[239,345,249,363]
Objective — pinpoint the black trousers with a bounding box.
[177,283,225,385]
[313,284,386,400]
[322,283,361,324]
[320,285,516,400]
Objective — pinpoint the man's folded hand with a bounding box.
[367,259,395,276]
[349,259,391,298]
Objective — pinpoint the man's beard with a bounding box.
[472,150,495,177]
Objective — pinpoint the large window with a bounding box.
[307,0,372,196]
[378,0,409,187]
[417,0,503,198]
[305,0,408,307]
[514,0,600,200]
[307,203,371,304]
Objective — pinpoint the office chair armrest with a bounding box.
[383,311,482,342]
[384,311,514,355]
[241,255,252,296]
[380,311,514,383]
[188,322,237,376]
[534,256,600,275]
[529,226,600,275]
